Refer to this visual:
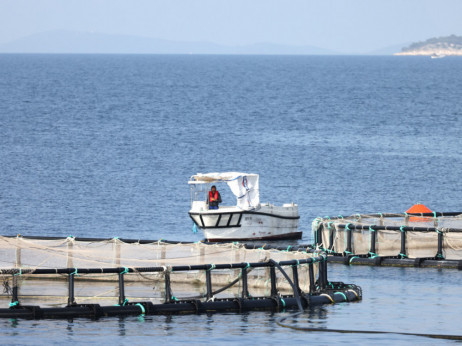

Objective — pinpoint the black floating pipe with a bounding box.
[205,268,213,300]
[437,231,444,259]
[322,259,328,289]
[12,274,19,305]
[118,269,126,306]
[164,271,171,303]
[321,212,462,221]
[0,288,363,319]
[242,243,317,253]
[317,260,325,290]
[370,227,376,255]
[400,228,407,258]
[270,266,277,297]
[327,256,462,269]
[3,235,201,245]
[336,224,462,233]
[308,263,315,293]
[323,258,328,286]
[291,266,301,296]
[0,256,324,277]
[241,267,249,299]
[68,272,76,306]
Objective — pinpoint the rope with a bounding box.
[135,303,145,315]
[347,289,359,298]
[276,312,462,341]
[70,268,79,276]
[13,269,22,276]
[349,256,359,265]
[334,291,348,301]
[113,298,129,307]
[320,293,335,304]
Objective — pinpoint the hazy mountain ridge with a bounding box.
[0,30,337,55]
[395,34,462,56]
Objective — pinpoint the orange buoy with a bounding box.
[406,204,432,214]
[406,204,432,222]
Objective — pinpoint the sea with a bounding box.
[0,54,461,344]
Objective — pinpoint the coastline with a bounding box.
[394,49,462,56]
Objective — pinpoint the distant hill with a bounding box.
[0,30,336,55]
[395,35,462,56]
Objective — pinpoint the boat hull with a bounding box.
[189,204,301,242]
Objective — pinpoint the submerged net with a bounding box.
[0,236,319,308]
[313,213,462,260]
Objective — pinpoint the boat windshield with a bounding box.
[189,172,260,210]
[190,182,209,204]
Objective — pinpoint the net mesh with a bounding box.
[313,213,462,260]
[0,237,318,307]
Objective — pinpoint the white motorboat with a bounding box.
[188,172,302,241]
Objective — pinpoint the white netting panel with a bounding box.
[376,230,401,257]
[0,237,318,307]
[314,214,462,259]
[407,231,439,258]
[443,231,462,260]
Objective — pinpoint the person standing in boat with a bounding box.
[208,185,222,209]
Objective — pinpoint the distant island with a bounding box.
[395,35,462,56]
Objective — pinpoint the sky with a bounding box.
[0,0,461,53]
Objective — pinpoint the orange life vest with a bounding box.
[209,191,218,201]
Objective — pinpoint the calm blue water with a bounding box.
[1,54,462,344]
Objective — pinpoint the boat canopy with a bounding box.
[189,172,260,210]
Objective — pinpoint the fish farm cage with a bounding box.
[312,211,462,269]
[0,236,361,319]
